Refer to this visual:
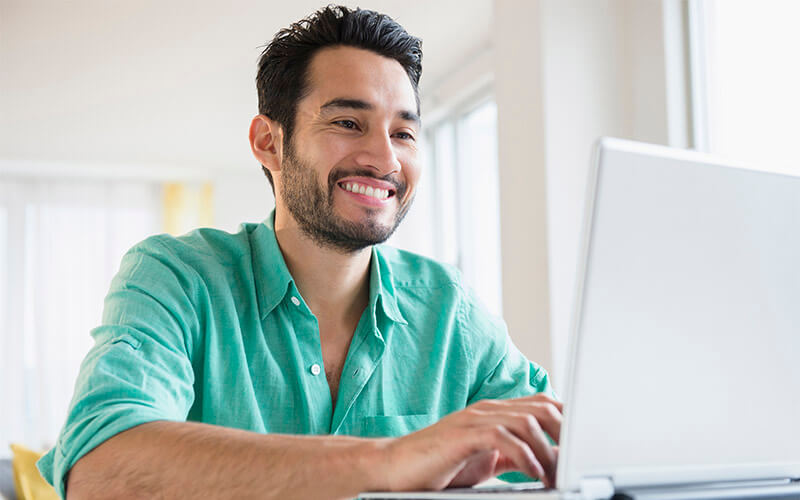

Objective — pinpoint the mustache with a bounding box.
[328,168,405,192]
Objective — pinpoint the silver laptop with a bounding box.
[360,138,800,500]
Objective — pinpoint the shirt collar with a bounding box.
[250,209,407,326]
[370,245,408,325]
[250,211,294,320]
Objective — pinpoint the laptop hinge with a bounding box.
[579,476,615,500]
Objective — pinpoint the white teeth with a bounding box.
[341,182,391,200]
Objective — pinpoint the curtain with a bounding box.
[0,178,161,454]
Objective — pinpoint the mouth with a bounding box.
[336,180,397,202]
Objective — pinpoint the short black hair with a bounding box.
[255,5,423,191]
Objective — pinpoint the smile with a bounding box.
[337,181,395,201]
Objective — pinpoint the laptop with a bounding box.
[360,138,800,499]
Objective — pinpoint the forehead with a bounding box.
[302,45,418,115]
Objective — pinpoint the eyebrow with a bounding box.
[319,98,420,125]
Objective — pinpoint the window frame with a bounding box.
[424,84,503,315]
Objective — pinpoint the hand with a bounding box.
[379,394,562,491]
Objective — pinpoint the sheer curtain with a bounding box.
[0,178,161,455]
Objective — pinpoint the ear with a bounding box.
[249,114,284,174]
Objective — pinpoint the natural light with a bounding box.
[702,0,800,175]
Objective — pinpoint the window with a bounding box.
[425,98,503,316]
[690,0,800,175]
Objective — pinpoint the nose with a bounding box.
[353,129,402,176]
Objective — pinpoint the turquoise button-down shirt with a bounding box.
[39,213,554,497]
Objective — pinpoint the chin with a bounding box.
[338,203,395,221]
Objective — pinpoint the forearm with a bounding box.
[66,420,388,500]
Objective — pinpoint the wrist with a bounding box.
[357,437,394,493]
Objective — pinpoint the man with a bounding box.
[39,6,562,499]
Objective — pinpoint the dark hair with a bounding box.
[255,5,423,191]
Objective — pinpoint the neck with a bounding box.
[273,208,372,330]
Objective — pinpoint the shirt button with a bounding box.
[291,296,301,306]
[310,364,321,376]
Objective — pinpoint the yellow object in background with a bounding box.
[10,444,58,500]
[163,182,214,235]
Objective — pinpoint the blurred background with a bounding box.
[1,0,799,456]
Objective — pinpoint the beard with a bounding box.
[279,140,413,253]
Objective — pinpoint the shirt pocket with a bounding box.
[359,414,436,438]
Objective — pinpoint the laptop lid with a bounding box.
[557,138,800,492]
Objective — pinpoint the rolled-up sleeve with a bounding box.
[37,238,199,498]
[469,342,558,484]
[460,288,558,484]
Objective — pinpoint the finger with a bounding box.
[526,403,562,444]
[503,413,558,486]
[472,395,563,417]
[472,424,548,487]
[471,412,557,486]
[514,393,564,412]
[469,399,562,444]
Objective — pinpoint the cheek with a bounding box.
[293,145,342,183]
[295,130,347,163]
[311,131,354,158]
[401,156,422,190]
[321,141,351,160]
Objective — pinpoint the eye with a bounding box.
[333,119,359,130]
[394,131,416,141]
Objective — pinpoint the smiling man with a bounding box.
[38,6,561,500]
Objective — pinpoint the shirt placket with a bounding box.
[286,290,334,434]
[330,312,386,435]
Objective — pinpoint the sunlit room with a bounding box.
[1,0,799,498]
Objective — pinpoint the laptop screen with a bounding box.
[559,139,800,490]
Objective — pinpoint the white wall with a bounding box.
[0,0,490,169]
[212,170,275,232]
[494,0,553,377]
[494,0,672,390]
